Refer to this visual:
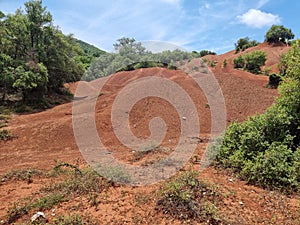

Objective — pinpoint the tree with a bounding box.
[199,50,216,57]
[25,0,52,61]
[13,61,48,101]
[235,37,259,53]
[265,25,294,44]
[0,0,85,104]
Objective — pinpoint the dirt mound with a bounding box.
[1,43,297,224]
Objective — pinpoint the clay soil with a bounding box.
[0,43,299,224]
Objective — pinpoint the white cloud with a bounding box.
[237,9,280,28]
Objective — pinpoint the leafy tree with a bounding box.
[265,25,294,44]
[235,37,259,53]
[0,0,85,104]
[25,0,52,61]
[13,62,48,101]
[0,54,14,101]
[199,50,216,57]
[84,38,197,81]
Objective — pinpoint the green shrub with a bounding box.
[156,171,222,223]
[0,129,13,140]
[53,214,98,225]
[222,59,227,68]
[244,50,267,74]
[268,73,282,88]
[233,55,245,68]
[233,51,267,74]
[235,37,259,53]
[215,78,300,192]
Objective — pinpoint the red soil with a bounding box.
[1,43,299,224]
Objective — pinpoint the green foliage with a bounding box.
[13,62,48,101]
[222,59,227,68]
[268,73,282,88]
[0,129,13,140]
[156,171,222,223]
[198,50,216,57]
[84,38,197,81]
[233,55,245,68]
[7,193,64,224]
[0,0,85,103]
[235,37,259,53]
[216,42,300,192]
[1,168,43,184]
[5,165,110,223]
[265,25,294,43]
[76,39,105,57]
[233,51,266,74]
[244,50,267,74]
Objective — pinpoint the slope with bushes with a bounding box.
[215,40,300,192]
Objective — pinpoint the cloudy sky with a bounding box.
[1,0,298,53]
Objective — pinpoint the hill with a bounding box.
[76,39,106,57]
[0,43,299,224]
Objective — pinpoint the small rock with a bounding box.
[228,178,234,182]
[239,201,244,205]
[182,116,187,120]
[31,212,47,222]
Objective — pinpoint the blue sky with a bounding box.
[0,0,299,53]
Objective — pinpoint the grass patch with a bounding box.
[156,170,223,224]
[0,129,14,141]
[52,213,99,225]
[6,194,65,224]
[1,168,43,184]
[5,164,111,224]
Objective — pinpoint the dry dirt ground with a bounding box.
[0,43,299,224]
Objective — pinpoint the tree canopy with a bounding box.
[0,0,86,103]
[235,37,259,53]
[265,25,294,43]
[84,37,199,81]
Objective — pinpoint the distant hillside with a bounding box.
[76,39,106,57]
[204,42,290,74]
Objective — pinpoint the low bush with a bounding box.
[268,73,282,88]
[233,55,245,68]
[156,171,222,224]
[215,80,300,192]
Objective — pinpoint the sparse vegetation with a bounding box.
[0,129,13,141]
[222,59,227,68]
[5,164,111,224]
[156,171,222,224]
[1,168,43,184]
